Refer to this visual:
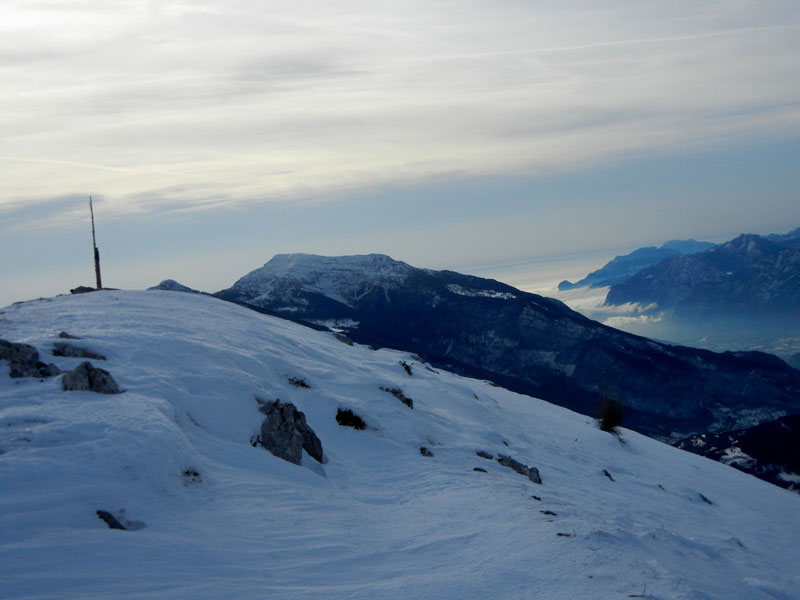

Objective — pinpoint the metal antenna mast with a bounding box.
[89,196,103,290]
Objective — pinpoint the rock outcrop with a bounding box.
[257,400,324,465]
[0,339,61,378]
[62,361,121,394]
[52,343,106,361]
[497,454,542,484]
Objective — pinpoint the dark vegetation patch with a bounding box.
[380,386,413,409]
[336,408,367,430]
[596,392,625,434]
[182,469,202,484]
[288,377,310,388]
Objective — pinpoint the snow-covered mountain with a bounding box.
[215,254,800,441]
[226,253,416,308]
[1,290,799,599]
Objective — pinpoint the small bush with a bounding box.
[288,377,310,388]
[336,408,367,430]
[596,393,625,433]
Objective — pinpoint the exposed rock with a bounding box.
[497,454,542,484]
[288,377,310,388]
[336,408,367,430]
[96,509,145,530]
[96,510,126,530]
[473,467,488,473]
[603,469,615,481]
[52,342,106,361]
[334,333,354,346]
[419,446,433,457]
[58,331,81,339]
[380,386,414,409]
[540,510,557,516]
[62,361,121,394]
[257,399,324,465]
[70,286,98,295]
[0,339,61,378]
[476,450,493,460]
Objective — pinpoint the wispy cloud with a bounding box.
[1,0,799,222]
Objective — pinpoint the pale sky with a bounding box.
[2,1,799,307]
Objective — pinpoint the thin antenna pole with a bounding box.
[90,197,103,289]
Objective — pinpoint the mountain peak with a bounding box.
[227,253,415,307]
[147,279,201,294]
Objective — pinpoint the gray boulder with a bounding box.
[0,339,61,378]
[52,343,106,361]
[497,454,542,484]
[62,361,121,394]
[257,400,323,465]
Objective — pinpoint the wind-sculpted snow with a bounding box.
[0,291,798,599]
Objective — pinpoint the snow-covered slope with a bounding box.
[1,291,798,599]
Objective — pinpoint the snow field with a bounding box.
[0,291,798,599]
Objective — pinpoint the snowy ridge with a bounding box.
[0,291,799,599]
[229,253,415,307]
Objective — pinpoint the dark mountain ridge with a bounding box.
[214,253,800,441]
[676,414,800,493]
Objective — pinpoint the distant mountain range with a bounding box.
[152,253,800,443]
[558,239,715,291]
[605,229,800,318]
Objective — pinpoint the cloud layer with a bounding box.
[2,0,800,224]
